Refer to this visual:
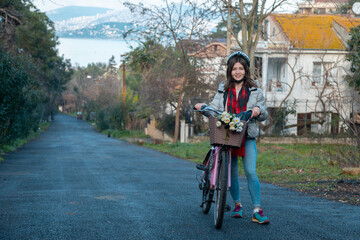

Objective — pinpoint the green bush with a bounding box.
[156,113,175,136]
[95,102,127,131]
[95,91,139,131]
[96,108,110,131]
[105,129,148,139]
[0,49,44,146]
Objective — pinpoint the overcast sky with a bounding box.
[32,0,297,13]
[32,0,175,12]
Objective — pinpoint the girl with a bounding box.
[195,51,270,224]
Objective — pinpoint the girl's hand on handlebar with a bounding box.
[195,103,205,110]
[251,106,260,118]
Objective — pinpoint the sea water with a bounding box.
[57,38,137,67]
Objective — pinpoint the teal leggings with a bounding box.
[229,139,261,208]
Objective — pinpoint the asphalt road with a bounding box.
[1,114,359,240]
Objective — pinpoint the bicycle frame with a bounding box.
[210,146,231,191]
[195,105,252,229]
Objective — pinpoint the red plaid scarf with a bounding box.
[227,86,249,157]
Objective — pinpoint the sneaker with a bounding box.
[231,204,243,218]
[252,209,270,224]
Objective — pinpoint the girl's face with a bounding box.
[231,62,245,81]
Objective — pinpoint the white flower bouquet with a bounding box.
[216,111,244,133]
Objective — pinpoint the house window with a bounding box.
[313,62,322,84]
[255,56,262,80]
[312,62,333,85]
[319,8,326,14]
[275,63,282,91]
[214,45,218,52]
[263,20,270,40]
[267,58,285,92]
[272,27,275,38]
[323,62,332,84]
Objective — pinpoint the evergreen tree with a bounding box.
[346,25,360,93]
[0,0,73,145]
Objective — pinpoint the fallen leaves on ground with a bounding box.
[280,179,360,206]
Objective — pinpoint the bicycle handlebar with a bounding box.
[194,105,253,122]
[193,105,222,115]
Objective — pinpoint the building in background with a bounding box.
[298,0,350,14]
[188,41,227,86]
[254,14,360,135]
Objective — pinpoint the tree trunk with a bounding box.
[173,84,183,143]
[173,50,188,143]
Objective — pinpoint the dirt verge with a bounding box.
[278,180,360,206]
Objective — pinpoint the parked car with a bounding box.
[77,111,83,120]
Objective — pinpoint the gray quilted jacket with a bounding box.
[209,82,268,139]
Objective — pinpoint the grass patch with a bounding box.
[141,140,358,188]
[0,121,50,162]
[102,129,150,140]
[254,143,358,184]
[143,141,211,163]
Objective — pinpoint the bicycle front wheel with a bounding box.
[202,179,214,214]
[214,149,229,229]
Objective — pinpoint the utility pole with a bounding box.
[226,0,232,57]
[122,61,126,104]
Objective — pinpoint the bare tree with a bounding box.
[123,0,217,143]
[327,66,360,167]
[214,0,292,80]
[64,70,97,112]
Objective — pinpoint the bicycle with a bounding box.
[195,106,251,229]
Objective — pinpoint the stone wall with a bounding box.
[144,118,173,142]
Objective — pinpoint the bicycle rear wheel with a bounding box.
[202,150,214,214]
[214,149,229,229]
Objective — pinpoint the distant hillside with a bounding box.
[47,4,216,40]
[57,22,134,39]
[47,6,112,22]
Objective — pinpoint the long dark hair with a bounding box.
[224,55,257,91]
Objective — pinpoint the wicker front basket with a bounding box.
[209,116,247,148]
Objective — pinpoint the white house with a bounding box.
[298,0,350,14]
[254,14,360,135]
[186,14,360,136]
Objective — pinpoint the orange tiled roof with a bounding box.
[332,17,360,31]
[273,14,360,50]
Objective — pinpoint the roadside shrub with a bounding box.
[95,102,126,131]
[0,49,44,146]
[95,108,110,131]
[156,113,175,136]
[95,91,139,131]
